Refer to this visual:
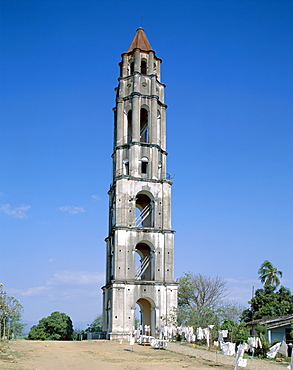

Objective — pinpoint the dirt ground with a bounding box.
[0,339,291,370]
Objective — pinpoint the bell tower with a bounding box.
[102,28,177,340]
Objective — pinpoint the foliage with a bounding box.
[255,324,267,336]
[177,304,220,329]
[221,318,238,332]
[230,322,249,344]
[216,301,246,324]
[177,273,246,334]
[0,283,24,339]
[220,319,249,344]
[255,332,270,358]
[178,272,227,311]
[242,285,293,321]
[28,311,73,340]
[85,314,103,333]
[258,260,282,287]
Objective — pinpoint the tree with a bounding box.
[258,260,283,287]
[178,272,227,311]
[28,312,73,340]
[85,314,103,333]
[241,285,293,322]
[177,272,228,329]
[0,283,24,339]
[216,301,246,324]
[221,320,249,344]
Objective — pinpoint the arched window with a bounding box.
[123,158,129,175]
[158,162,162,178]
[140,108,148,143]
[135,243,153,281]
[157,110,161,146]
[127,110,132,143]
[141,60,147,74]
[130,61,134,75]
[135,193,153,227]
[141,157,148,175]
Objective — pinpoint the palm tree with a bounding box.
[258,260,283,287]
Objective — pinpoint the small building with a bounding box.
[246,314,293,351]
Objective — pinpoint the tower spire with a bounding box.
[127,27,153,52]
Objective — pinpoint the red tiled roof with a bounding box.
[127,27,153,52]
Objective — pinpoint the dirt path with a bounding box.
[0,340,290,370]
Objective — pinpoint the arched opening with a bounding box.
[157,110,161,146]
[135,242,153,281]
[127,110,132,143]
[130,61,134,75]
[158,162,162,178]
[123,158,129,175]
[140,108,148,143]
[141,60,147,74]
[136,298,155,336]
[141,157,148,175]
[135,193,153,227]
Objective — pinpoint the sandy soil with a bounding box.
[0,340,291,370]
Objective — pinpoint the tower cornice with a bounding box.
[118,74,166,88]
[113,142,168,155]
[107,176,173,196]
[105,226,176,242]
[115,94,168,108]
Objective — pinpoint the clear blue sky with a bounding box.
[1,0,292,330]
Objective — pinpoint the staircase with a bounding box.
[135,203,152,227]
[135,254,151,280]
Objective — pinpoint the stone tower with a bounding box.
[102,28,177,340]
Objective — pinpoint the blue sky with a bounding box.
[1,0,292,330]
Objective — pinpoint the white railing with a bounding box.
[135,203,152,227]
[135,254,151,280]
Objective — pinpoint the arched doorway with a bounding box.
[136,297,156,336]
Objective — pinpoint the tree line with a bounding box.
[2,260,293,347]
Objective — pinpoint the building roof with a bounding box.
[127,27,153,52]
[246,314,293,329]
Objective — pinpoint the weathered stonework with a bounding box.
[102,28,177,340]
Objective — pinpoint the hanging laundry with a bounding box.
[203,328,210,347]
[196,327,204,340]
[233,343,249,370]
[247,336,262,349]
[151,338,168,349]
[267,342,281,359]
[238,358,248,367]
[278,341,288,357]
[222,330,228,338]
[218,329,228,342]
[221,341,236,356]
[129,336,135,346]
[256,337,262,349]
